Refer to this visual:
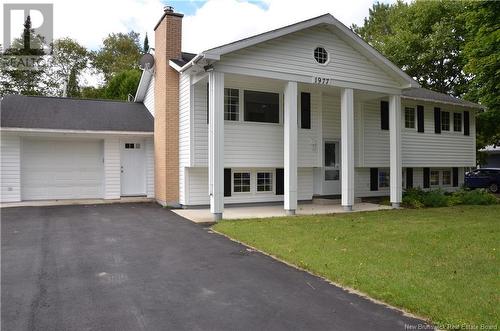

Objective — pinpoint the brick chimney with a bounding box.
[154,6,183,206]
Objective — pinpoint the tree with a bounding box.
[103,69,141,100]
[50,38,88,97]
[92,31,142,81]
[0,15,50,96]
[143,33,149,54]
[353,1,470,97]
[463,1,500,151]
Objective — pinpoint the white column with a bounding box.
[341,88,354,211]
[284,81,298,214]
[389,94,402,208]
[208,71,224,220]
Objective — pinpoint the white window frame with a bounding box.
[442,169,452,186]
[430,170,440,187]
[441,111,450,131]
[224,87,239,121]
[256,170,275,194]
[313,45,330,66]
[232,171,252,195]
[404,107,416,129]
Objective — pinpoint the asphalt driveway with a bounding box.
[1,203,431,330]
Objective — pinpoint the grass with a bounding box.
[213,205,500,329]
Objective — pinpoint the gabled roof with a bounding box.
[402,88,483,109]
[180,14,420,88]
[0,95,154,132]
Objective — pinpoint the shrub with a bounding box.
[402,187,498,208]
[452,188,498,205]
[421,189,450,207]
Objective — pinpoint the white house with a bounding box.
[132,8,481,220]
[1,8,482,221]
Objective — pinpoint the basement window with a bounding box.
[379,169,390,188]
[233,172,251,193]
[442,170,451,186]
[257,172,273,192]
[430,170,440,186]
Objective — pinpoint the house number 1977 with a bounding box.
[312,76,333,85]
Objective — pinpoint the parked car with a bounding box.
[464,168,500,193]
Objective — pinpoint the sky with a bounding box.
[1,0,398,86]
[1,0,398,53]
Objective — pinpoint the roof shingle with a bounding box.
[0,95,154,132]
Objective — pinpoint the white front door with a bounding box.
[322,141,341,195]
[121,141,146,196]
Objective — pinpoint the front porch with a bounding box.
[174,200,391,225]
[203,70,403,220]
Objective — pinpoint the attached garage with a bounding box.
[21,139,104,200]
[0,95,154,204]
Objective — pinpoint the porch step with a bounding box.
[312,197,362,205]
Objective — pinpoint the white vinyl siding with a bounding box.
[104,138,121,199]
[359,99,475,168]
[145,137,155,198]
[143,76,155,116]
[184,167,313,206]
[401,101,476,167]
[0,134,21,202]
[179,73,192,204]
[218,25,402,89]
[192,76,320,168]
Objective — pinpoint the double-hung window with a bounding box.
[224,88,239,121]
[257,172,273,192]
[233,172,251,193]
[244,90,280,123]
[405,107,415,129]
[441,111,450,131]
[442,170,451,186]
[453,113,462,132]
[430,170,440,186]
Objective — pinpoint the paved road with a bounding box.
[1,203,431,330]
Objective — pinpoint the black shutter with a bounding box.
[206,83,209,124]
[406,168,413,189]
[452,167,459,187]
[370,168,379,191]
[434,107,441,134]
[423,168,430,188]
[276,168,284,195]
[417,105,425,133]
[224,168,231,197]
[463,111,470,136]
[300,92,311,129]
[380,101,389,130]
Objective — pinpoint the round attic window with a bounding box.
[314,47,328,64]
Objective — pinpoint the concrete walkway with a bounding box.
[174,201,392,224]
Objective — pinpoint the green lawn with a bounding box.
[213,205,500,329]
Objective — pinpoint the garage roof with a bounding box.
[0,95,154,132]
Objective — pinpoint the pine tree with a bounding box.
[143,33,149,54]
[23,15,31,51]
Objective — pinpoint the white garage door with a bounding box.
[21,139,103,200]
